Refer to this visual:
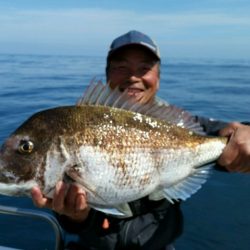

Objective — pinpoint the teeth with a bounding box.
[127,89,143,97]
[127,88,142,93]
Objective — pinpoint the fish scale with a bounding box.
[0,82,227,217]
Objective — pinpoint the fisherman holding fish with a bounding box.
[1,30,248,249]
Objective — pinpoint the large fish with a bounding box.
[0,82,227,217]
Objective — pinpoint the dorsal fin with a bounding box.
[76,80,204,134]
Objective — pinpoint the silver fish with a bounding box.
[0,82,227,217]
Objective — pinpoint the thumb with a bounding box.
[219,122,241,137]
[217,132,237,167]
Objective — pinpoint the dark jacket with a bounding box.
[57,117,230,250]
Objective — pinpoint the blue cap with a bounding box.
[107,30,160,60]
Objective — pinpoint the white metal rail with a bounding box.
[0,205,64,250]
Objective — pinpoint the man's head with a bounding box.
[106,30,161,103]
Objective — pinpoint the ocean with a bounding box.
[0,54,249,250]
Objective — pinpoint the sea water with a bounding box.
[0,54,249,250]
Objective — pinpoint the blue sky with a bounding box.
[1,0,250,59]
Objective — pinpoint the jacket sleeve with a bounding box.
[195,115,250,135]
[194,116,228,136]
[194,116,250,172]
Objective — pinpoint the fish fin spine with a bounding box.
[162,165,211,202]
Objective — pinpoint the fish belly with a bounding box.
[75,146,160,206]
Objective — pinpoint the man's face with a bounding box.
[107,46,160,103]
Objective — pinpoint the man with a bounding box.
[32,30,250,249]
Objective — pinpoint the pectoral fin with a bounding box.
[162,165,211,203]
[64,165,102,201]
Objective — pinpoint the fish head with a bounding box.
[0,111,54,196]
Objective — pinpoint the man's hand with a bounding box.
[218,122,250,173]
[31,181,90,222]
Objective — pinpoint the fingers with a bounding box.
[218,123,250,173]
[223,146,250,173]
[53,182,85,213]
[61,184,90,221]
[75,187,89,213]
[65,184,79,210]
[31,182,90,222]
[217,131,239,167]
[74,192,90,221]
[31,186,52,209]
[52,182,90,221]
[219,122,239,137]
[76,193,86,211]
[52,181,68,213]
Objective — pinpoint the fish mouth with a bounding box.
[0,180,37,197]
[0,170,17,183]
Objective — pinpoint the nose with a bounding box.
[126,66,143,81]
[127,74,141,83]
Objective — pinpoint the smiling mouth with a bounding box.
[125,88,144,97]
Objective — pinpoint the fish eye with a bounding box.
[18,140,34,154]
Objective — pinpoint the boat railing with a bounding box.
[0,205,64,250]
